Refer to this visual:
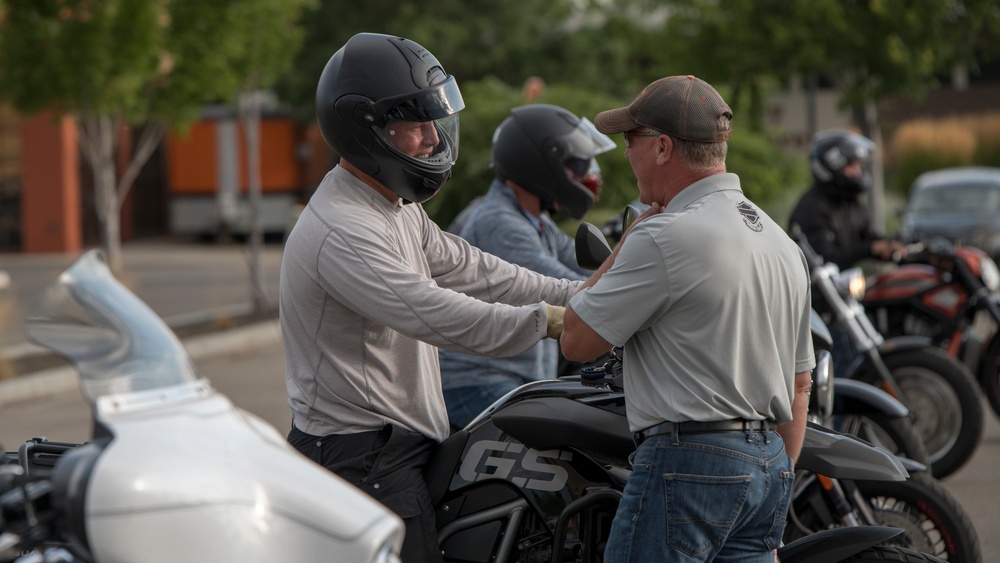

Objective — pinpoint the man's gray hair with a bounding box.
[672,136,727,171]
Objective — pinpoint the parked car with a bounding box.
[899,166,1000,260]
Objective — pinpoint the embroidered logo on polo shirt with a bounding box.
[737,201,763,232]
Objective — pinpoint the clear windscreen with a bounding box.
[24,250,198,404]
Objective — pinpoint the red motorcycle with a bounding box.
[862,238,1000,420]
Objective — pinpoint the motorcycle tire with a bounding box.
[977,338,1000,421]
[833,413,929,466]
[881,348,984,478]
[826,545,946,562]
[785,473,980,563]
[851,473,983,563]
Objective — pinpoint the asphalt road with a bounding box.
[0,241,284,352]
[1,335,998,560]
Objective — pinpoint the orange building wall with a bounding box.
[20,113,81,253]
[167,118,300,195]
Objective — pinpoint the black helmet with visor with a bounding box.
[315,33,464,204]
[809,129,876,197]
[491,104,616,219]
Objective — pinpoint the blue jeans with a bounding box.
[443,379,521,430]
[604,429,794,562]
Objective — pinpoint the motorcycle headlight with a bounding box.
[833,268,866,301]
[980,256,1000,291]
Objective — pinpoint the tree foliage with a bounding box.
[648,0,1000,126]
[0,0,314,271]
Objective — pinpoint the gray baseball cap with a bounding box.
[594,75,733,143]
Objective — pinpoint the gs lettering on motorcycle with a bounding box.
[459,439,573,492]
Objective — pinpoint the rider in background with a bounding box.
[789,129,907,270]
[789,129,908,376]
[439,104,615,430]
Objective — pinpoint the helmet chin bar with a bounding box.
[370,114,459,204]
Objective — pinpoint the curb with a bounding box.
[0,319,282,407]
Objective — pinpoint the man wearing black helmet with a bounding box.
[439,104,616,429]
[789,129,907,270]
[789,130,907,379]
[279,34,579,563]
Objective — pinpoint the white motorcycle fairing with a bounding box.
[84,380,402,563]
[25,250,404,563]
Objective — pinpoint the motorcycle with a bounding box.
[790,225,984,478]
[797,309,981,563]
[809,306,929,468]
[0,250,405,563]
[862,237,1000,420]
[0,244,954,562]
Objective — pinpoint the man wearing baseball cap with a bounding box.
[560,75,815,562]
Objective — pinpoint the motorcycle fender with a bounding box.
[897,455,929,474]
[777,526,902,563]
[833,378,910,418]
[876,335,934,356]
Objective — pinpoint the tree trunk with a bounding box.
[852,103,887,236]
[239,91,270,312]
[78,115,166,275]
[79,115,123,273]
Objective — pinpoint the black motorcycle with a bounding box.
[795,308,981,563]
[1,240,954,563]
[791,224,984,478]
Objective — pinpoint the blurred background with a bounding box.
[1,0,999,255]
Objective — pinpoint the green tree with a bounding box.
[0,0,314,272]
[645,0,1000,129]
[643,0,1000,228]
[275,0,658,112]
[275,1,809,228]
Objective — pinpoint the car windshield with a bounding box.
[908,183,1000,215]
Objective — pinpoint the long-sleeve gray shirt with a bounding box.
[280,167,579,442]
[440,181,588,389]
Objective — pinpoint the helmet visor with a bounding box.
[563,117,617,160]
[374,75,465,123]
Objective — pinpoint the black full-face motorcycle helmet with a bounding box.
[491,104,616,219]
[809,129,876,197]
[316,33,465,204]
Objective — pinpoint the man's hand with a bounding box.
[871,239,908,261]
[545,304,565,339]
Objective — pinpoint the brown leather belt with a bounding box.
[635,419,772,444]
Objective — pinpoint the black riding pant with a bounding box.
[288,424,443,563]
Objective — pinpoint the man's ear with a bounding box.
[655,135,673,165]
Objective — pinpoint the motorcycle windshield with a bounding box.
[24,250,198,403]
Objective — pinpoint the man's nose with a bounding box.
[422,122,440,146]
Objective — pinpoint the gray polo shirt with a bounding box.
[570,173,814,432]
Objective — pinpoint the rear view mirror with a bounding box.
[621,204,643,234]
[575,222,612,270]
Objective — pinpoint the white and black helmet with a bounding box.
[491,104,616,219]
[315,33,465,203]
